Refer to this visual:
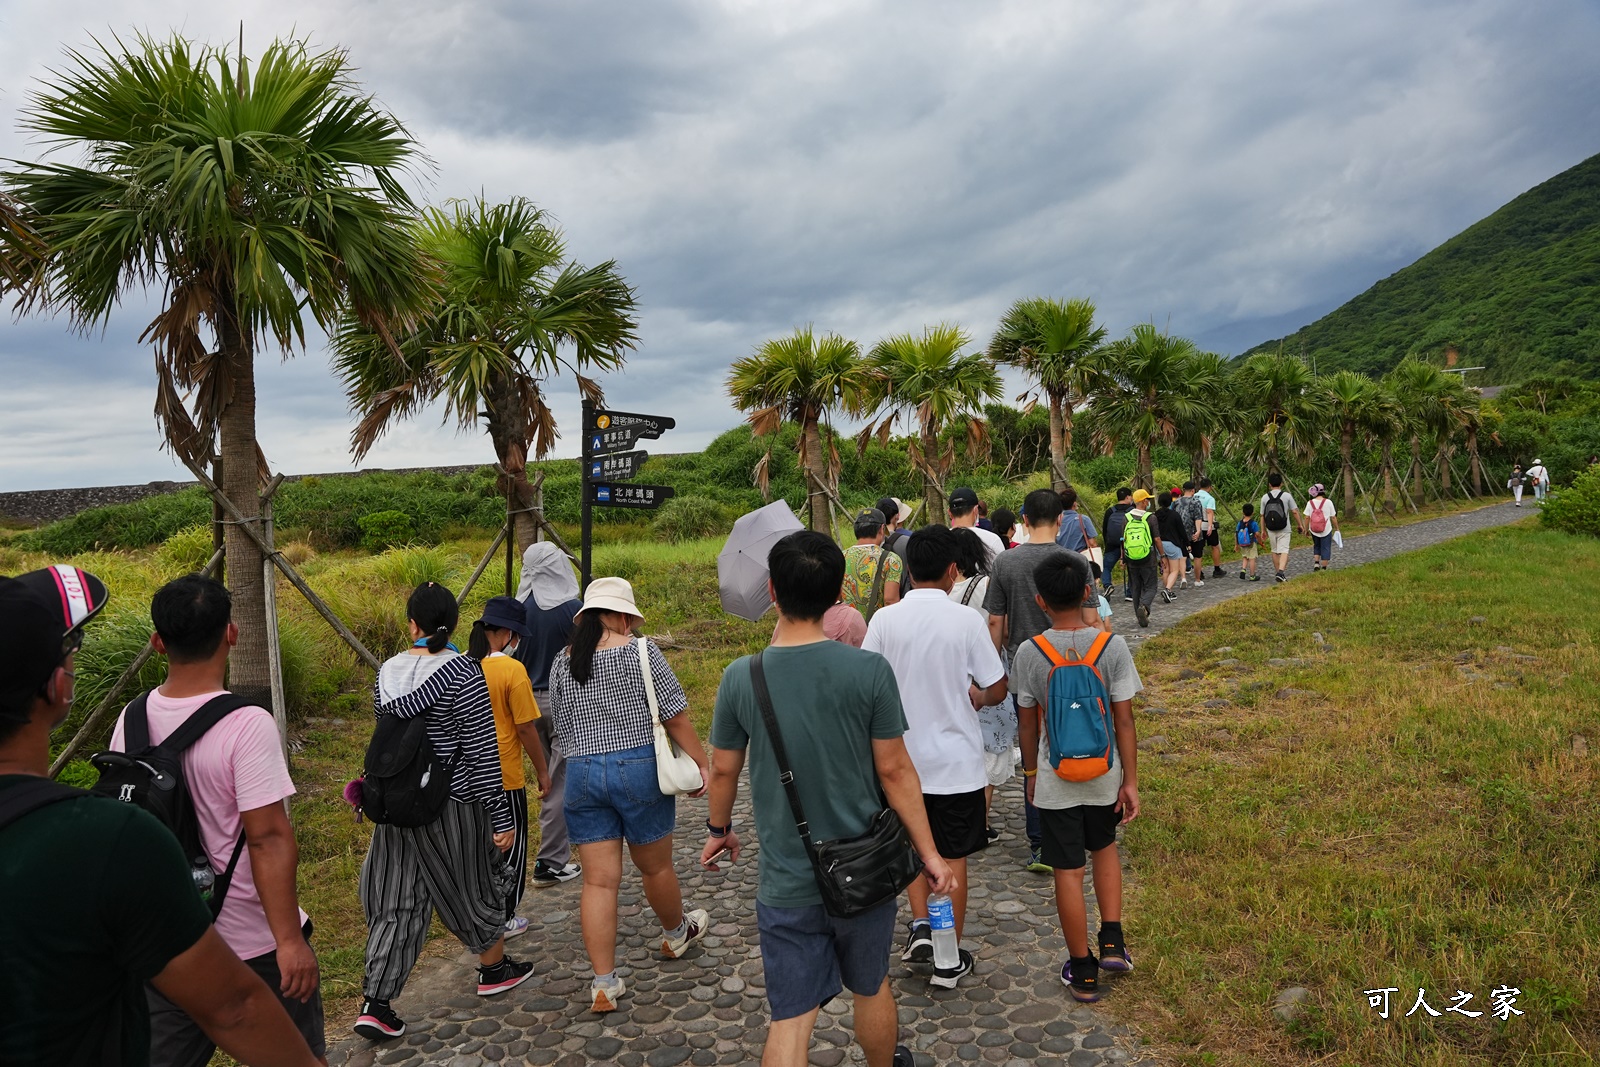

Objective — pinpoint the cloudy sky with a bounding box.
[2,0,1598,490]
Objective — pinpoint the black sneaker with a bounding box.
[893,1045,915,1067]
[477,956,535,996]
[1135,604,1149,628]
[354,998,405,1040]
[1099,928,1134,973]
[930,948,974,989]
[1212,566,1225,579]
[531,860,580,887]
[1275,571,1287,583]
[1062,955,1100,1002]
[901,920,933,963]
[985,826,1000,842]
[1239,570,1249,580]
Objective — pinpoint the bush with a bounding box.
[651,496,731,543]
[358,510,417,552]
[155,524,215,574]
[1540,465,1600,536]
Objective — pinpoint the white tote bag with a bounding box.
[640,637,702,796]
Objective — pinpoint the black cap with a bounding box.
[854,508,886,529]
[479,595,531,637]
[948,487,979,509]
[0,566,108,719]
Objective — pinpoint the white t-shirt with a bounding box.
[949,574,990,619]
[1526,464,1549,486]
[863,588,1006,794]
[1304,496,1337,533]
[112,689,303,960]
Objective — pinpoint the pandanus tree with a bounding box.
[987,297,1106,492]
[1174,350,1233,482]
[4,34,431,702]
[1321,370,1389,513]
[0,190,42,295]
[1385,358,1455,502]
[333,197,637,552]
[1081,324,1212,492]
[726,327,867,533]
[863,324,1003,524]
[1230,350,1330,478]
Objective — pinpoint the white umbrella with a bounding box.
[718,500,805,621]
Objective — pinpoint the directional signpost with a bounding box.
[581,401,677,587]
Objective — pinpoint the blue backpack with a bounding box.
[1029,632,1115,782]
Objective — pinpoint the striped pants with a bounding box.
[360,798,514,1000]
[503,788,529,920]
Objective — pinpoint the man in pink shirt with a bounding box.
[111,575,325,1066]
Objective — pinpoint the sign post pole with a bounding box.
[581,398,594,590]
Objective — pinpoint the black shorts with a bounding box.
[1039,804,1120,871]
[922,789,988,859]
[1202,528,1220,547]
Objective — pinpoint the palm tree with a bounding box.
[726,327,867,533]
[1081,324,1211,492]
[0,190,41,295]
[1174,350,1233,482]
[1385,358,1454,502]
[987,297,1105,492]
[1321,370,1387,513]
[1230,351,1330,476]
[5,34,429,703]
[334,197,637,551]
[864,324,1003,523]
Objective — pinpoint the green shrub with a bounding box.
[155,524,216,574]
[1540,465,1600,536]
[650,496,731,543]
[56,760,99,789]
[358,510,417,552]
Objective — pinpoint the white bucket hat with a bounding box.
[578,576,643,620]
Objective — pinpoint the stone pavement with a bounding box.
[327,502,1527,1067]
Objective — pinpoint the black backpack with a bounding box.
[360,711,457,827]
[1102,505,1129,546]
[1263,490,1289,532]
[91,692,253,918]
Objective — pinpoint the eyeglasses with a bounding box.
[60,627,85,663]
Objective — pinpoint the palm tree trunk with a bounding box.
[1410,435,1423,501]
[1382,441,1396,516]
[1341,423,1356,514]
[922,419,944,524]
[1047,393,1068,493]
[1438,446,1453,496]
[802,414,829,534]
[216,310,270,706]
[1468,427,1483,495]
[1136,440,1153,493]
[486,377,541,553]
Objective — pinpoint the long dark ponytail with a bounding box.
[407,582,458,654]
[467,621,491,661]
[567,610,607,685]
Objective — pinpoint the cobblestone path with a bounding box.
[328,502,1528,1067]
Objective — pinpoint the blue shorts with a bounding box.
[1160,541,1183,560]
[564,743,675,846]
[1312,533,1334,561]
[756,897,896,1021]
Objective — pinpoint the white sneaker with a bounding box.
[590,974,626,1013]
[663,908,709,958]
[503,915,529,939]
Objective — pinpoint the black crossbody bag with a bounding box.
[749,652,923,917]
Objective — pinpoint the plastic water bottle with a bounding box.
[928,893,959,969]
[192,863,216,902]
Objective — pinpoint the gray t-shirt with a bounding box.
[983,541,1068,655]
[1011,627,1142,809]
[1259,490,1297,532]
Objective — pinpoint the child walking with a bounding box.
[1011,552,1142,1003]
[1235,504,1264,581]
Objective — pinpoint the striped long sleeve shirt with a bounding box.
[372,651,513,833]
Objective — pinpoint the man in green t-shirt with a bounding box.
[0,566,319,1067]
[839,508,902,618]
[701,532,953,1067]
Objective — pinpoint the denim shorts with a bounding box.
[1160,541,1183,560]
[564,743,675,846]
[1312,533,1334,560]
[756,896,897,1021]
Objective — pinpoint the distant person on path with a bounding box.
[949,486,1006,565]
[1234,504,1264,581]
[841,508,903,618]
[1526,459,1551,502]
[1012,552,1142,1004]
[1174,483,1206,588]
[357,583,533,1040]
[984,488,1068,873]
[1508,464,1526,506]
[976,500,993,532]
[514,543,584,890]
[1099,488,1134,597]
[0,566,319,1067]
[467,596,553,938]
[1196,477,1224,578]
[864,526,1007,989]
[1122,490,1162,628]
[1303,484,1341,571]
[991,507,1018,549]
[1053,488,1101,584]
[547,578,711,1012]
[875,496,915,584]
[111,575,327,1066]
[1260,473,1302,582]
[1155,492,1188,601]
[948,528,1014,841]
[701,531,954,1067]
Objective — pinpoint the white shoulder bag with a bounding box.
[640,637,702,796]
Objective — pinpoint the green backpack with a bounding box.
[1123,511,1154,561]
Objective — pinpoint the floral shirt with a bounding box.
[840,544,903,614]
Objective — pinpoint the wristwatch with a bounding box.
[705,820,731,837]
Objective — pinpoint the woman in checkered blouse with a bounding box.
[546,577,712,1012]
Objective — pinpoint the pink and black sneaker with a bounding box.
[353,998,405,1040]
[477,955,535,996]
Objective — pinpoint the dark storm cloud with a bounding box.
[2,0,1599,488]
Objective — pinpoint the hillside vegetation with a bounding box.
[1248,151,1600,383]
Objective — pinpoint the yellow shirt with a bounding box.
[481,652,541,791]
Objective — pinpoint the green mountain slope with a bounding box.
[1247,151,1600,382]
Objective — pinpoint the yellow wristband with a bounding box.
[1022,768,1037,778]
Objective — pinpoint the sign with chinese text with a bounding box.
[590,482,676,510]
[586,410,676,454]
[589,450,647,482]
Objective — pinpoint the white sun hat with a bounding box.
[578,576,643,620]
